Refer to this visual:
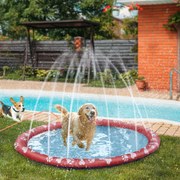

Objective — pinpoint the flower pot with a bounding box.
[130,10,138,16]
[136,80,146,91]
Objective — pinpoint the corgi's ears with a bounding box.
[10,96,24,104]
[20,96,24,103]
[10,97,16,104]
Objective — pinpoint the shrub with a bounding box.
[0,35,11,41]
[131,42,138,62]
[2,66,10,77]
[164,11,180,31]
[64,34,73,51]
[48,70,60,80]
[36,69,61,81]
[19,66,36,77]
[98,69,114,85]
[119,69,138,83]
[36,69,49,80]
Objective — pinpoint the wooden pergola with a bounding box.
[21,19,100,68]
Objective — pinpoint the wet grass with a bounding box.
[0,117,179,180]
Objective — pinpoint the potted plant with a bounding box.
[127,3,143,11]
[135,76,146,91]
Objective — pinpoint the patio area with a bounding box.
[0,79,179,137]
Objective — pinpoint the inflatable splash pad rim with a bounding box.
[14,119,160,169]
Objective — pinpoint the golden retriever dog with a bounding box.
[55,103,97,151]
[0,96,25,122]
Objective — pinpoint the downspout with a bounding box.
[178,25,180,92]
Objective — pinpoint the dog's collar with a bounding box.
[12,107,19,113]
[12,105,25,113]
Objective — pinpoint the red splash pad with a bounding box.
[14,119,160,169]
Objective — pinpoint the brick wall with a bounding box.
[138,4,180,90]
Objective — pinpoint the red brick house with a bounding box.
[119,0,180,91]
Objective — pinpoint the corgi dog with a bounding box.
[0,96,25,122]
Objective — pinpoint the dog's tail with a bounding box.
[55,104,68,115]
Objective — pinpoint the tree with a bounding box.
[0,0,81,39]
[79,0,117,39]
[0,0,29,39]
[23,0,81,39]
[0,0,116,40]
[121,16,138,39]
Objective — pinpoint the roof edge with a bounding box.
[117,0,177,5]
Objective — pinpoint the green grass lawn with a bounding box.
[0,117,179,180]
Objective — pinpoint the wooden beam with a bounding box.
[27,28,34,67]
[90,27,95,53]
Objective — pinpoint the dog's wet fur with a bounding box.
[55,103,97,151]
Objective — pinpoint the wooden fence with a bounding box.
[0,40,137,72]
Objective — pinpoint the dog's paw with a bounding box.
[72,141,77,146]
[13,119,21,122]
[63,141,67,147]
[85,147,90,151]
[78,142,85,149]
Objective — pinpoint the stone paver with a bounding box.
[174,127,180,137]
[156,127,169,135]
[0,79,178,100]
[23,111,61,122]
[151,123,163,132]
[164,125,179,136]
